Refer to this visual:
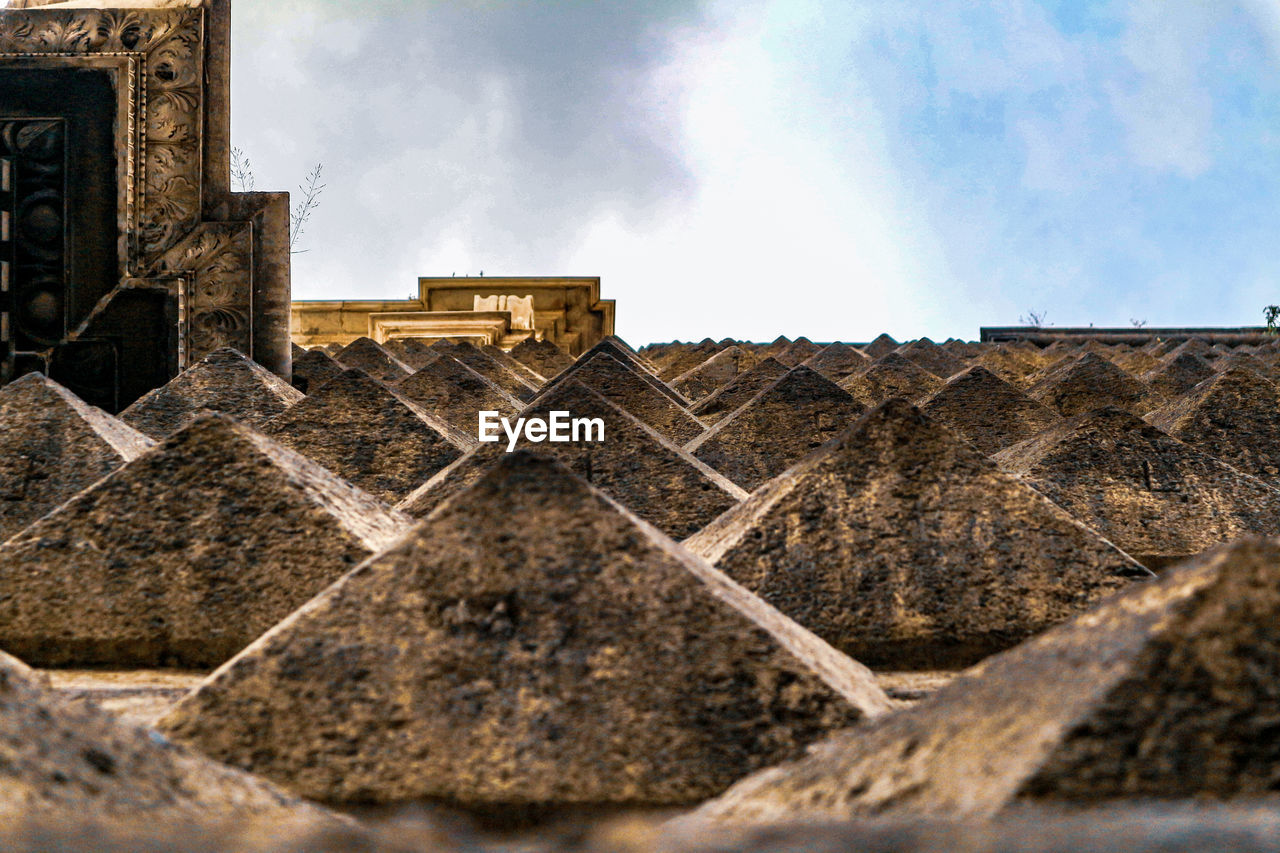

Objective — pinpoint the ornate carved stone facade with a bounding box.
[292,277,615,356]
[0,0,289,412]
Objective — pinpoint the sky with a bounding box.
[225,0,1280,344]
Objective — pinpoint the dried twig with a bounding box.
[230,147,255,193]
[290,163,325,254]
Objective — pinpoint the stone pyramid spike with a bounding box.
[1212,350,1280,383]
[894,339,967,380]
[334,336,413,383]
[1147,367,1280,482]
[158,452,890,809]
[0,649,336,827]
[760,334,793,359]
[0,414,408,668]
[1139,350,1216,409]
[544,352,704,445]
[552,338,693,407]
[686,366,863,491]
[657,338,726,381]
[970,343,1042,386]
[691,538,1280,824]
[564,337,681,401]
[685,399,1148,670]
[290,347,343,394]
[940,339,982,358]
[510,336,575,378]
[995,406,1280,569]
[119,347,304,439]
[263,368,475,503]
[861,332,899,359]
[1110,346,1162,376]
[380,337,424,370]
[774,336,823,368]
[582,334,661,377]
[0,374,154,544]
[690,356,790,425]
[483,342,546,385]
[397,379,747,539]
[840,351,944,408]
[801,342,871,384]
[919,366,1062,455]
[672,345,750,403]
[429,338,538,401]
[393,354,523,435]
[290,341,308,362]
[1039,340,1077,358]
[1164,338,1212,361]
[1026,351,1148,416]
[605,334,661,368]
[385,336,439,370]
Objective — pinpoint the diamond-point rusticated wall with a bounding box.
[0,0,290,413]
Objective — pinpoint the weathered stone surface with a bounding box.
[159,452,890,809]
[397,380,747,539]
[563,338,684,407]
[840,352,943,408]
[894,339,967,380]
[509,336,575,379]
[690,539,1280,823]
[1147,367,1280,482]
[1212,350,1280,384]
[969,344,1043,387]
[687,366,863,491]
[381,338,431,371]
[429,339,539,401]
[334,337,413,383]
[994,406,1280,567]
[394,355,523,436]
[483,343,546,386]
[119,348,304,439]
[263,368,474,503]
[760,335,793,360]
[547,352,704,445]
[290,347,344,395]
[656,338,726,381]
[1110,346,1163,377]
[0,650,336,827]
[685,399,1148,669]
[774,337,823,368]
[919,366,1061,455]
[862,333,899,359]
[1026,352,1148,417]
[690,357,790,425]
[672,345,750,403]
[0,414,407,668]
[940,339,983,359]
[1164,338,1213,362]
[0,374,153,544]
[801,342,871,384]
[1139,351,1216,409]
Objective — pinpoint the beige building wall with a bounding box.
[291,277,614,356]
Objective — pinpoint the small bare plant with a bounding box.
[230,149,326,255]
[1265,305,1280,336]
[230,147,255,193]
[1130,318,1148,329]
[1019,310,1048,328]
[290,163,325,255]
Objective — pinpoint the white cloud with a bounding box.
[1107,0,1218,178]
